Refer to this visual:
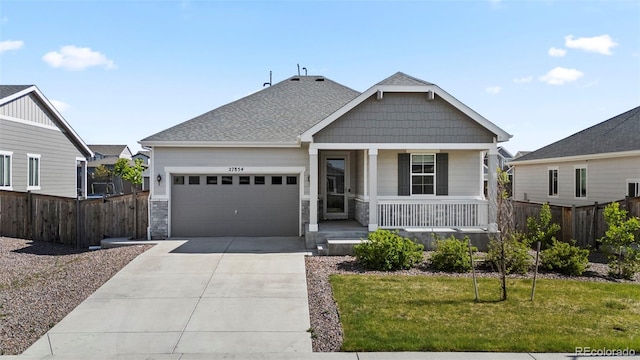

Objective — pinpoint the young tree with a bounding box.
[92,164,112,181]
[599,202,640,279]
[113,158,145,239]
[492,167,513,301]
[526,203,560,249]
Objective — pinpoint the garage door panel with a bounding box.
[171,174,298,237]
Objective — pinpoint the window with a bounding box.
[575,167,587,198]
[239,176,250,185]
[254,176,265,185]
[222,176,233,185]
[173,176,185,185]
[272,176,282,185]
[0,152,11,188]
[411,154,435,195]
[548,168,558,196]
[188,176,200,185]
[27,154,40,189]
[628,181,640,197]
[286,176,297,185]
[206,176,217,185]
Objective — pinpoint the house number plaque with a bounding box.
[228,167,244,172]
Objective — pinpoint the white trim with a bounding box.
[511,150,640,166]
[574,165,588,199]
[310,143,497,151]
[27,153,41,190]
[139,140,300,148]
[0,150,13,190]
[300,84,511,142]
[378,195,485,201]
[0,86,93,158]
[547,166,559,198]
[0,114,61,132]
[410,153,436,196]
[76,156,87,199]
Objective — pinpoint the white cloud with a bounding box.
[539,67,584,85]
[42,45,116,71]
[0,40,24,53]
[513,76,533,84]
[564,34,618,55]
[485,86,501,94]
[50,100,70,112]
[548,47,566,57]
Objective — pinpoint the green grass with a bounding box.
[330,275,640,352]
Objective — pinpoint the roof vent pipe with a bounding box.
[263,71,272,87]
[297,63,300,76]
[302,67,307,76]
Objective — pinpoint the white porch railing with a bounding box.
[377,199,489,229]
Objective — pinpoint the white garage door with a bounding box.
[171,174,299,237]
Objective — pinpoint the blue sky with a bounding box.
[1,0,639,154]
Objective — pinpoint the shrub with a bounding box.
[429,236,475,273]
[526,203,561,249]
[354,230,424,271]
[487,232,532,275]
[540,239,590,276]
[599,202,640,279]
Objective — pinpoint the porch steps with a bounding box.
[326,238,366,256]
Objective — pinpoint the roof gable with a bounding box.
[0,85,93,158]
[301,72,511,142]
[140,75,359,145]
[89,144,131,157]
[514,106,640,163]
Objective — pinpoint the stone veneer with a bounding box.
[301,200,310,234]
[355,199,369,226]
[150,200,168,239]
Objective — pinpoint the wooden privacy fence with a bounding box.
[513,197,640,248]
[0,190,149,248]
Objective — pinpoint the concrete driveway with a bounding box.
[23,237,313,357]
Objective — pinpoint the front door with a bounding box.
[324,156,348,219]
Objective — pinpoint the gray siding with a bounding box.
[0,118,84,198]
[0,93,58,128]
[513,156,640,206]
[377,150,482,197]
[313,93,495,144]
[153,146,309,197]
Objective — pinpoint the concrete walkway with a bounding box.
[22,237,313,358]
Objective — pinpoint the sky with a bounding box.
[1,0,639,155]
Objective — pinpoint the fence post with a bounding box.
[592,202,598,249]
[27,191,33,240]
[571,205,576,242]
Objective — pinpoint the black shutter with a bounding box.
[398,153,410,196]
[436,153,448,196]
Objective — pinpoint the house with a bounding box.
[511,106,640,206]
[133,150,151,190]
[139,72,511,246]
[0,85,93,198]
[87,144,137,195]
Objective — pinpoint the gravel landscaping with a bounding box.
[0,237,150,355]
[305,252,640,352]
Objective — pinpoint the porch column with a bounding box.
[309,148,319,232]
[368,148,378,231]
[487,145,498,232]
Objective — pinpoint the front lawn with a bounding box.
[330,275,640,352]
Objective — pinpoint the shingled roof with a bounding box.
[376,72,434,86]
[515,106,640,162]
[0,85,33,100]
[141,75,360,144]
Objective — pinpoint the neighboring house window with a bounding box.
[411,154,436,195]
[548,168,558,196]
[574,166,587,198]
[0,152,11,188]
[27,154,41,190]
[628,181,640,197]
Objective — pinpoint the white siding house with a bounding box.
[511,106,640,206]
[140,72,511,245]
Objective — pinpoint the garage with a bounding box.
[170,174,299,237]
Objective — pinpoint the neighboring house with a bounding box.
[87,144,136,195]
[0,85,93,198]
[133,151,151,190]
[140,72,511,243]
[484,146,513,194]
[511,106,640,206]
